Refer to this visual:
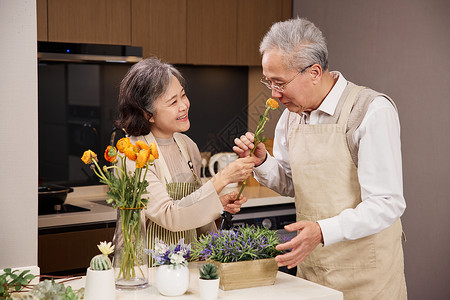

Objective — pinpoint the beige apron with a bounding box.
[288,85,407,299]
[144,133,200,267]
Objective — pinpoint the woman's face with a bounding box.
[149,75,190,138]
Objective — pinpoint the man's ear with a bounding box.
[310,64,322,85]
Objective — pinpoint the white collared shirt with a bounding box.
[254,72,406,246]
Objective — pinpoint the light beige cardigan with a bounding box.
[128,133,221,236]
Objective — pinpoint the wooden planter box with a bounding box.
[212,258,278,291]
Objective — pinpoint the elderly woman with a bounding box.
[115,58,254,264]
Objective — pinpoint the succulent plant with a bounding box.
[90,241,114,271]
[199,263,219,280]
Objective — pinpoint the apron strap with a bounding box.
[337,85,366,126]
[143,132,172,185]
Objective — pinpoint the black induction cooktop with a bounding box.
[38,203,90,216]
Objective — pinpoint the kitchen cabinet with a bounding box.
[46,0,131,45]
[38,222,115,275]
[36,0,47,41]
[237,0,292,66]
[187,0,238,65]
[37,0,291,65]
[132,0,187,64]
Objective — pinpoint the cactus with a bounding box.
[199,263,219,280]
[90,241,114,271]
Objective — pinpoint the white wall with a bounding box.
[0,0,38,270]
[293,0,450,299]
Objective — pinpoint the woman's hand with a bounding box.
[211,156,255,193]
[220,191,247,214]
[233,132,267,166]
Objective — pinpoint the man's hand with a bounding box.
[219,191,247,214]
[275,221,323,269]
[232,132,267,166]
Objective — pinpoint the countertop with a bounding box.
[38,183,294,229]
[67,262,343,299]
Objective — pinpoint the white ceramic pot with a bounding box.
[199,278,220,300]
[84,267,116,300]
[155,264,189,296]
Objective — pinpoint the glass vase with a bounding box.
[112,208,148,289]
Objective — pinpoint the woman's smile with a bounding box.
[176,114,189,121]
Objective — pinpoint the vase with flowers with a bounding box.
[147,238,191,296]
[192,224,284,290]
[81,137,159,289]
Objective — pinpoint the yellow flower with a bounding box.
[149,142,159,159]
[136,149,150,168]
[266,98,279,110]
[116,137,131,153]
[104,146,118,163]
[97,241,115,255]
[148,154,155,163]
[124,144,138,161]
[81,150,98,164]
[135,140,150,150]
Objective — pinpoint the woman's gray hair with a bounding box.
[260,18,328,71]
[132,58,185,114]
[116,58,185,136]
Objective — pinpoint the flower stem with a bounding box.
[235,106,271,201]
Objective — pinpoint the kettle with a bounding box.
[209,152,239,187]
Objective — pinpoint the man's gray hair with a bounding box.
[260,18,328,71]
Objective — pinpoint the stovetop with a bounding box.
[38,203,90,216]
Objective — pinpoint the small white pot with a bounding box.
[199,278,220,300]
[84,267,116,300]
[155,264,189,296]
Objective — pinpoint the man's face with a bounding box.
[261,49,317,114]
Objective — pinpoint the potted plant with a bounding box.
[198,263,220,300]
[147,238,191,297]
[192,224,284,290]
[0,268,35,299]
[84,241,116,300]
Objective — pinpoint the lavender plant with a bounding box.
[192,225,284,263]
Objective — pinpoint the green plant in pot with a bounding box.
[192,224,284,291]
[85,241,116,300]
[198,263,220,300]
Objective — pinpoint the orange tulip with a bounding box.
[81,150,98,164]
[135,140,150,150]
[136,149,150,168]
[104,146,118,163]
[116,137,131,153]
[149,142,159,159]
[124,145,138,161]
[266,98,279,110]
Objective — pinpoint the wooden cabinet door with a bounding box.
[237,0,292,66]
[47,0,131,45]
[132,0,187,63]
[39,224,116,274]
[187,0,238,65]
[37,0,48,41]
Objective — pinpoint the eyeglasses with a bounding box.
[260,64,314,93]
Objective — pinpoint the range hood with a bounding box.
[38,41,143,63]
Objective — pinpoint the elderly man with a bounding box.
[234,18,407,299]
